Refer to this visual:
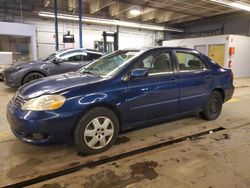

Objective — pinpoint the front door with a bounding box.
[126,49,179,124]
[49,54,86,75]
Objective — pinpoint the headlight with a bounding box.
[4,67,22,76]
[21,95,66,111]
[14,66,23,71]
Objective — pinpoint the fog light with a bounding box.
[27,133,48,141]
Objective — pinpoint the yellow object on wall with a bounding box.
[208,44,225,67]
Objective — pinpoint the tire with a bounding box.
[74,107,119,154]
[23,72,44,85]
[200,91,223,120]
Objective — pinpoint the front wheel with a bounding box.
[200,91,223,120]
[23,72,44,85]
[74,107,119,154]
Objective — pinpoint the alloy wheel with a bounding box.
[84,116,114,150]
[208,95,220,114]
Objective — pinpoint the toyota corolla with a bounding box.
[7,47,234,154]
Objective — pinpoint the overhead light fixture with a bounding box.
[210,0,250,12]
[38,11,183,32]
[231,2,250,11]
[44,0,51,8]
[129,8,141,16]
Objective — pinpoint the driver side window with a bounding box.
[135,50,173,75]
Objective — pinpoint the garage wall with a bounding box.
[228,35,250,78]
[163,35,230,67]
[163,35,250,78]
[0,22,37,60]
[23,18,157,59]
[165,13,250,40]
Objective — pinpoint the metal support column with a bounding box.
[79,0,83,48]
[54,0,59,51]
[114,26,119,51]
[102,31,107,53]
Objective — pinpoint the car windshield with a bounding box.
[80,50,140,77]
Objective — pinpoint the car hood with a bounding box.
[18,72,104,99]
[5,60,49,71]
[18,60,49,67]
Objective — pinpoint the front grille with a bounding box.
[13,93,25,107]
[4,69,15,77]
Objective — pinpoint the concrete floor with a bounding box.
[1,78,250,187]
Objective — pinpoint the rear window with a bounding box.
[84,53,102,61]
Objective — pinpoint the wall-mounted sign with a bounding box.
[63,31,75,43]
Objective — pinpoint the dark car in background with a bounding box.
[7,47,234,154]
[3,48,103,88]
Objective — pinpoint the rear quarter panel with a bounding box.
[204,55,234,102]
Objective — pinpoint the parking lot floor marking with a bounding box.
[0,131,15,143]
[227,97,240,103]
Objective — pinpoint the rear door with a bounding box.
[126,49,179,124]
[175,50,212,113]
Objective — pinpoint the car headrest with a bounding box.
[154,55,170,70]
[188,60,202,69]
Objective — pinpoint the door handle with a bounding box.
[205,74,211,79]
[170,78,177,84]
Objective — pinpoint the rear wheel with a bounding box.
[74,107,119,154]
[200,91,223,120]
[23,72,44,85]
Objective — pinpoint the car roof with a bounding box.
[142,46,195,51]
[86,49,104,54]
[57,48,103,55]
[120,47,198,56]
[122,46,196,52]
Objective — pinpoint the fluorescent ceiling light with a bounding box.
[129,8,141,16]
[231,2,250,11]
[38,11,183,32]
[210,0,250,12]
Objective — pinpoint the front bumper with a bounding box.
[0,73,3,81]
[7,100,81,144]
[3,71,22,88]
[0,68,3,81]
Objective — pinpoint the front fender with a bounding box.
[78,93,107,105]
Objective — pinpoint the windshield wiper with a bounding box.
[81,70,103,77]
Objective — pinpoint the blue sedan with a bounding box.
[7,47,234,154]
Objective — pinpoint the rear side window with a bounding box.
[63,54,84,62]
[84,53,102,61]
[176,52,207,71]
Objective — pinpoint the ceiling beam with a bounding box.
[67,0,77,11]
[140,9,186,24]
[118,0,205,18]
[89,0,115,14]
[32,0,40,11]
[109,1,137,17]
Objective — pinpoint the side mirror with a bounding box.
[54,57,63,64]
[130,68,149,79]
